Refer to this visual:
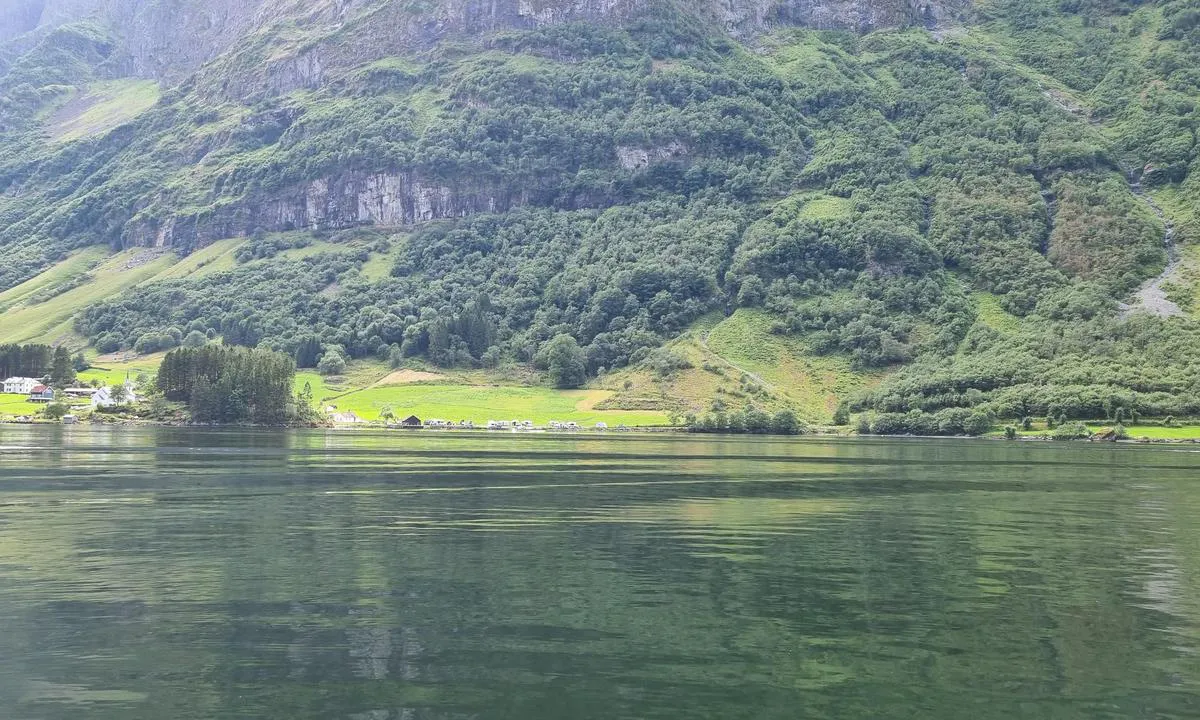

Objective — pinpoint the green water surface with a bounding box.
[1,427,1198,718]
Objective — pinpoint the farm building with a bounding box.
[3,377,40,395]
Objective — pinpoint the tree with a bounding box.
[317,351,347,376]
[963,410,994,437]
[112,384,129,404]
[770,410,801,435]
[48,346,75,387]
[539,334,586,389]
[183,330,208,348]
[832,403,850,426]
[295,336,323,368]
[43,403,69,420]
[856,414,872,435]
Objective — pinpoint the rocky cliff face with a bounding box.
[1,0,271,80]
[124,171,536,250]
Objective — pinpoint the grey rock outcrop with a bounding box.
[123,171,534,249]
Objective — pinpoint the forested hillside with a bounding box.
[1,0,1198,424]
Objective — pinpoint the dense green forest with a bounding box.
[157,345,300,424]
[1,0,1199,426]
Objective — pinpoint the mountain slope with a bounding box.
[1,0,1198,424]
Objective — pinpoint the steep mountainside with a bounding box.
[0,0,1198,424]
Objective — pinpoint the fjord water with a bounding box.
[1,428,1199,719]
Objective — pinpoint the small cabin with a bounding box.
[28,385,54,403]
[400,415,422,427]
[62,415,78,425]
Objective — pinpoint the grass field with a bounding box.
[324,383,669,425]
[1002,423,1200,440]
[0,394,40,417]
[973,292,1023,334]
[77,353,165,387]
[1102,424,1200,440]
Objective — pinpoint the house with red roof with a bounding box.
[28,385,55,403]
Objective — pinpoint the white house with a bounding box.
[2,377,41,395]
[92,384,136,409]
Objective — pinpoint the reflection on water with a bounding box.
[1,427,1199,719]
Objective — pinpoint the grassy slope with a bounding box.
[599,309,882,423]
[0,247,109,311]
[77,353,165,387]
[0,241,252,347]
[973,292,1023,334]
[48,79,161,142]
[0,250,178,345]
[152,239,245,282]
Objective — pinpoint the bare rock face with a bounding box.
[1,0,271,80]
[123,171,533,249]
[616,142,689,171]
[774,0,970,31]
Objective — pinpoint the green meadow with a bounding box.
[323,383,669,426]
[0,394,41,417]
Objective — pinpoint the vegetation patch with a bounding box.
[47,79,160,142]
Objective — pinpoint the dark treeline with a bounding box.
[0,343,76,387]
[157,346,296,424]
[0,343,52,379]
[685,407,805,435]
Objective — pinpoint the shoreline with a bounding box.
[4,417,1200,444]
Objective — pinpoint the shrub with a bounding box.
[963,410,994,436]
[1052,422,1091,440]
[317,351,347,376]
[183,330,208,348]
